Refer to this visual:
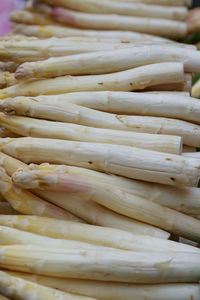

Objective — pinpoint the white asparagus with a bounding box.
[38,5,187,38]
[183,152,200,159]
[12,167,200,241]
[0,114,182,154]
[0,245,200,283]
[15,46,200,79]
[94,0,192,6]
[0,203,19,215]
[0,126,20,138]
[31,163,200,216]
[1,137,199,186]
[10,92,200,124]
[7,272,200,300]
[0,62,184,98]
[10,10,59,26]
[36,0,188,20]
[0,167,82,222]
[0,152,169,238]
[0,271,95,300]
[2,98,200,147]
[0,225,195,252]
[12,23,174,41]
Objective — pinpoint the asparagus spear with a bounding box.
[7,271,200,300]
[0,152,168,238]
[0,113,182,154]
[0,167,83,222]
[10,10,59,26]
[0,271,95,300]
[0,127,20,138]
[12,23,175,41]
[0,245,200,283]
[0,62,184,98]
[30,163,200,216]
[8,92,200,124]
[12,167,200,241]
[33,0,188,20]
[15,46,200,79]
[0,225,195,252]
[1,137,199,186]
[2,98,200,147]
[37,4,187,38]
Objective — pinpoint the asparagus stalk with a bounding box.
[35,0,188,20]
[0,271,95,300]
[0,63,184,98]
[183,152,200,159]
[7,272,200,300]
[31,163,200,216]
[0,203,19,215]
[0,127,20,138]
[0,72,16,89]
[0,245,200,283]
[0,167,82,222]
[15,46,200,80]
[12,167,200,241]
[1,137,199,186]
[12,23,174,41]
[2,98,200,147]
[0,153,169,238]
[0,113,182,154]
[0,225,195,252]
[37,4,187,38]
[10,92,200,124]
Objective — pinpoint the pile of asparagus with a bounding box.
[0,0,200,299]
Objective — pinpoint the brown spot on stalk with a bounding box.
[88,161,93,164]
[170,177,175,182]
[166,158,172,161]
[98,82,104,86]
[135,126,141,129]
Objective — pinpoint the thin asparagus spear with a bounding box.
[0,167,83,222]
[0,245,200,283]
[31,163,200,216]
[0,62,184,98]
[8,271,200,300]
[12,23,175,41]
[0,152,168,238]
[0,271,95,300]
[0,225,195,252]
[34,0,188,20]
[9,92,200,124]
[0,113,182,154]
[37,4,187,38]
[15,46,200,80]
[0,72,16,89]
[2,99,200,147]
[12,167,200,241]
[0,203,19,215]
[1,137,199,186]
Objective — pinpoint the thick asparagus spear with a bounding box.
[37,4,187,38]
[0,271,95,300]
[8,92,200,124]
[0,63,184,98]
[2,99,200,147]
[0,152,167,238]
[0,167,82,222]
[0,225,195,252]
[8,271,200,300]
[12,23,174,41]
[32,0,188,20]
[0,245,200,283]
[0,113,182,154]
[12,167,200,241]
[15,46,200,79]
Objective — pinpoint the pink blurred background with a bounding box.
[0,0,24,36]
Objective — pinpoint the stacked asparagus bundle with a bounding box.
[0,0,200,299]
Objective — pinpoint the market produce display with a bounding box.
[0,0,200,299]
